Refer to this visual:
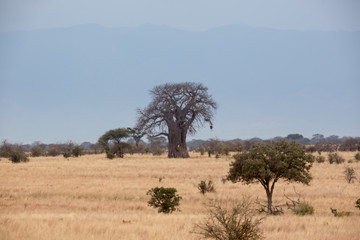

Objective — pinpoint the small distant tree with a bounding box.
[227,140,313,214]
[0,140,12,158]
[98,128,131,158]
[344,167,356,183]
[30,146,43,157]
[9,145,29,163]
[146,187,182,214]
[72,146,83,157]
[47,145,61,156]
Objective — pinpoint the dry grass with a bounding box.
[0,151,359,240]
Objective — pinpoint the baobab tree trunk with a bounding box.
[167,127,189,158]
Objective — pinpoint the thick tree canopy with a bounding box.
[227,140,314,213]
[136,82,217,158]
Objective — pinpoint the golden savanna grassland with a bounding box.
[1,152,360,240]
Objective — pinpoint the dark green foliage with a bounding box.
[63,152,71,158]
[9,146,29,163]
[328,153,345,164]
[344,167,356,183]
[72,146,83,157]
[98,128,131,158]
[355,153,360,161]
[292,202,314,216]
[355,199,360,210]
[198,180,215,195]
[106,152,115,159]
[227,140,313,214]
[146,187,182,214]
[193,198,263,240]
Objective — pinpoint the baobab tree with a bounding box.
[136,82,217,158]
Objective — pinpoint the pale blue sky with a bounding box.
[1,0,360,32]
[0,1,359,144]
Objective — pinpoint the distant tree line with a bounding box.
[192,134,360,156]
[0,134,359,160]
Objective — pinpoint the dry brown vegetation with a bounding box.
[1,152,359,240]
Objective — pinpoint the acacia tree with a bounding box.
[98,128,131,158]
[227,140,314,214]
[136,82,217,158]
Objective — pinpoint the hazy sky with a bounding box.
[1,1,360,144]
[1,0,360,32]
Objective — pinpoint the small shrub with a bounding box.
[215,153,221,159]
[344,167,356,183]
[198,180,215,195]
[355,199,360,210]
[330,208,351,217]
[30,146,43,157]
[315,155,325,163]
[147,187,182,214]
[106,152,115,159]
[63,152,71,158]
[72,146,83,157]
[328,153,345,164]
[151,146,165,156]
[47,145,61,157]
[193,197,263,240]
[292,201,314,216]
[355,153,360,161]
[9,146,29,163]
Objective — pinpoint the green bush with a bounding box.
[146,187,182,214]
[198,180,215,195]
[328,153,345,164]
[292,202,314,216]
[106,152,115,159]
[9,146,29,163]
[355,153,360,161]
[63,152,71,158]
[193,198,263,240]
[72,146,83,157]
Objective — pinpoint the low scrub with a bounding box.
[198,179,215,195]
[193,197,263,240]
[330,208,351,217]
[328,153,345,164]
[315,155,326,163]
[9,146,29,163]
[292,201,314,216]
